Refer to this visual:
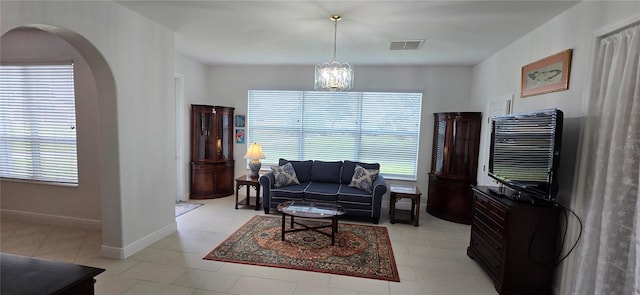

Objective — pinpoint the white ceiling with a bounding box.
[117,0,580,66]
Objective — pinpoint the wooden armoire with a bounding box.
[190,104,235,199]
[427,112,481,224]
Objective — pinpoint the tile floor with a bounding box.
[0,195,497,295]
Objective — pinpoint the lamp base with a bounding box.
[248,160,261,178]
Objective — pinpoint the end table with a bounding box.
[389,184,422,226]
[235,174,261,210]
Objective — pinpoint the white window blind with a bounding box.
[0,63,78,185]
[247,90,422,180]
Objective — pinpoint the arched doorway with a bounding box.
[0,25,122,256]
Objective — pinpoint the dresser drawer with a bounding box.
[475,192,507,218]
[471,229,503,261]
[473,208,505,243]
[470,231,503,279]
[486,198,507,224]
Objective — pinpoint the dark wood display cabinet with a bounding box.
[467,186,560,295]
[427,112,481,224]
[190,104,235,199]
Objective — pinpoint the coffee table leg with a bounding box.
[331,216,337,246]
[281,214,286,241]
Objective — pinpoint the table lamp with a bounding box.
[244,142,265,178]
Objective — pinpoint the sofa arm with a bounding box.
[372,175,388,196]
[371,175,388,223]
[259,172,275,212]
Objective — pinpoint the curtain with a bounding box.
[572,24,640,294]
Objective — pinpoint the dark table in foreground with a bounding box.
[1,253,105,295]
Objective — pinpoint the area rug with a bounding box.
[203,215,400,282]
[175,201,203,217]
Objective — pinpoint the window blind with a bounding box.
[247,90,422,180]
[0,63,78,185]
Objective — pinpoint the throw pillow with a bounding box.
[348,164,379,193]
[272,162,300,187]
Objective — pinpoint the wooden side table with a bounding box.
[235,174,261,210]
[389,184,422,226]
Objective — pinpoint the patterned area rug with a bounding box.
[175,201,203,217]
[203,215,400,282]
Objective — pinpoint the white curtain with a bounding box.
[572,24,640,294]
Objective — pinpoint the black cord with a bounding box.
[554,204,583,266]
[527,203,583,267]
[556,207,569,262]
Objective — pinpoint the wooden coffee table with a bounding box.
[277,200,346,245]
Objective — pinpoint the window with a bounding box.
[0,63,78,185]
[247,90,422,180]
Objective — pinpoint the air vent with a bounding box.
[390,40,424,50]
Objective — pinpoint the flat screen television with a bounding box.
[488,108,563,203]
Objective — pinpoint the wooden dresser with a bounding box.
[467,186,560,295]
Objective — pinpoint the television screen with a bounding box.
[488,109,563,201]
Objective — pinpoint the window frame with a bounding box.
[247,90,422,180]
[0,62,79,186]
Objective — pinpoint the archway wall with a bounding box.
[1,28,103,226]
[1,1,178,258]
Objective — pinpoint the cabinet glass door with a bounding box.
[194,108,215,161]
[217,109,233,160]
[449,119,476,177]
[432,118,447,174]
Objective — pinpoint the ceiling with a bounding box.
[117,0,580,66]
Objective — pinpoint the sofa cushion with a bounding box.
[310,161,342,183]
[341,160,380,184]
[272,163,300,187]
[279,159,313,183]
[270,182,309,200]
[348,165,379,193]
[303,182,340,203]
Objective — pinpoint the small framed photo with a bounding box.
[235,115,245,127]
[521,49,572,97]
[235,129,245,144]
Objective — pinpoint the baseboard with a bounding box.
[101,221,177,259]
[0,209,102,230]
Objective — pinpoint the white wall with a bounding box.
[175,54,211,200]
[1,1,178,258]
[199,65,475,197]
[469,1,640,293]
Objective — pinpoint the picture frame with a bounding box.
[235,129,245,144]
[235,115,245,127]
[521,49,572,98]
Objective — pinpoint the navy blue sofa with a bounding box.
[259,159,387,224]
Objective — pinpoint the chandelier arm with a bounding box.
[333,18,338,61]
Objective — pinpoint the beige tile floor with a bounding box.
[0,195,497,295]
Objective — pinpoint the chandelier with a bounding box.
[314,15,354,91]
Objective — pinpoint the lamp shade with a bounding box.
[243,143,265,160]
